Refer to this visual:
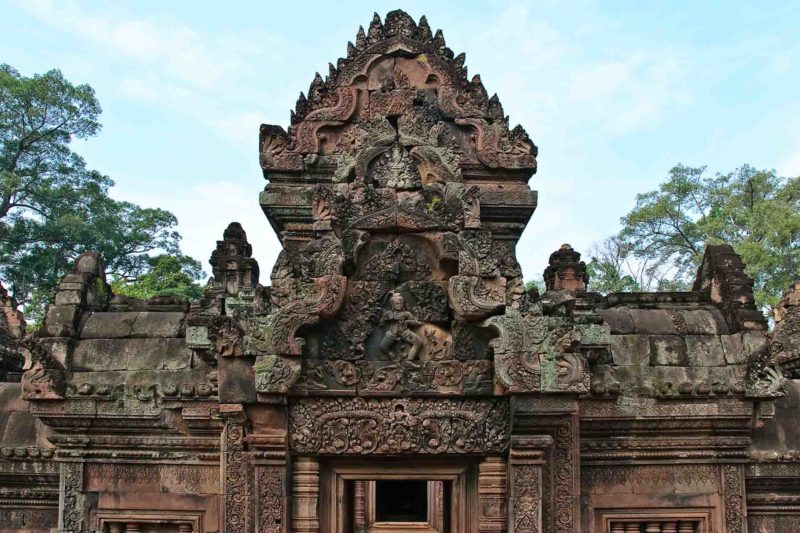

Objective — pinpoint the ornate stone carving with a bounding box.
[20,338,66,400]
[289,397,509,454]
[210,222,260,297]
[292,457,320,533]
[448,275,506,320]
[257,466,285,533]
[770,282,800,377]
[59,462,84,533]
[255,355,302,394]
[222,406,252,533]
[722,464,746,533]
[478,457,508,533]
[483,312,587,393]
[543,244,587,292]
[379,292,424,360]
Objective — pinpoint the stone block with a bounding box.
[597,309,634,334]
[609,335,650,366]
[676,309,719,335]
[685,335,726,366]
[219,357,256,403]
[720,334,746,365]
[646,366,689,395]
[131,312,185,338]
[126,338,193,371]
[742,331,769,357]
[54,289,82,306]
[629,309,676,335]
[72,339,132,371]
[72,338,192,372]
[648,335,688,366]
[79,312,138,339]
[40,305,81,338]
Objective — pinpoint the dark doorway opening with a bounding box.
[375,480,428,522]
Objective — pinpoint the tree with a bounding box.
[586,236,692,294]
[0,64,199,321]
[607,164,799,313]
[112,254,204,300]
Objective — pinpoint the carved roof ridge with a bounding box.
[288,10,499,126]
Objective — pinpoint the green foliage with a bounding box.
[609,164,799,311]
[112,254,204,300]
[525,278,546,295]
[0,64,199,321]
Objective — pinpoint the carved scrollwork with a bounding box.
[483,311,588,393]
[289,397,509,454]
[448,275,506,320]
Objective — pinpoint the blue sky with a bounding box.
[2,0,799,281]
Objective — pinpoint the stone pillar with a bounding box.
[353,481,367,533]
[252,442,289,533]
[508,436,553,533]
[221,404,253,533]
[59,461,86,533]
[478,457,508,532]
[511,397,580,533]
[721,464,747,533]
[292,457,320,533]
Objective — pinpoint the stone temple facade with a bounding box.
[1,10,799,533]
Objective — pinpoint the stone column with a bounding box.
[252,443,289,533]
[221,404,253,533]
[59,461,86,533]
[721,464,747,533]
[508,435,554,533]
[511,397,581,533]
[353,481,367,533]
[478,457,508,532]
[291,457,320,533]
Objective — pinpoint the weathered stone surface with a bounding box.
[685,335,726,367]
[79,312,139,339]
[1,10,792,533]
[629,309,677,335]
[648,335,688,366]
[72,338,192,372]
[597,308,635,334]
[131,312,185,338]
[609,334,650,366]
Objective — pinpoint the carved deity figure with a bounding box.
[379,293,424,360]
[378,144,420,190]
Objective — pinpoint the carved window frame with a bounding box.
[319,459,478,533]
[595,508,712,533]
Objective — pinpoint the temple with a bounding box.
[1,10,799,533]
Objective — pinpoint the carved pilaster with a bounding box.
[59,461,85,533]
[512,398,580,533]
[255,463,287,533]
[222,404,254,533]
[722,464,746,533]
[509,436,553,533]
[478,457,508,532]
[292,457,320,533]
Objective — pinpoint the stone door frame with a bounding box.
[317,458,480,533]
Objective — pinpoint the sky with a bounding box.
[2,0,799,282]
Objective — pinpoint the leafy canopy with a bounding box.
[111,254,204,301]
[0,64,202,320]
[589,164,799,313]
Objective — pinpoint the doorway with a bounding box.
[318,460,478,533]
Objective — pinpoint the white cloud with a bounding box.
[16,0,279,150]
